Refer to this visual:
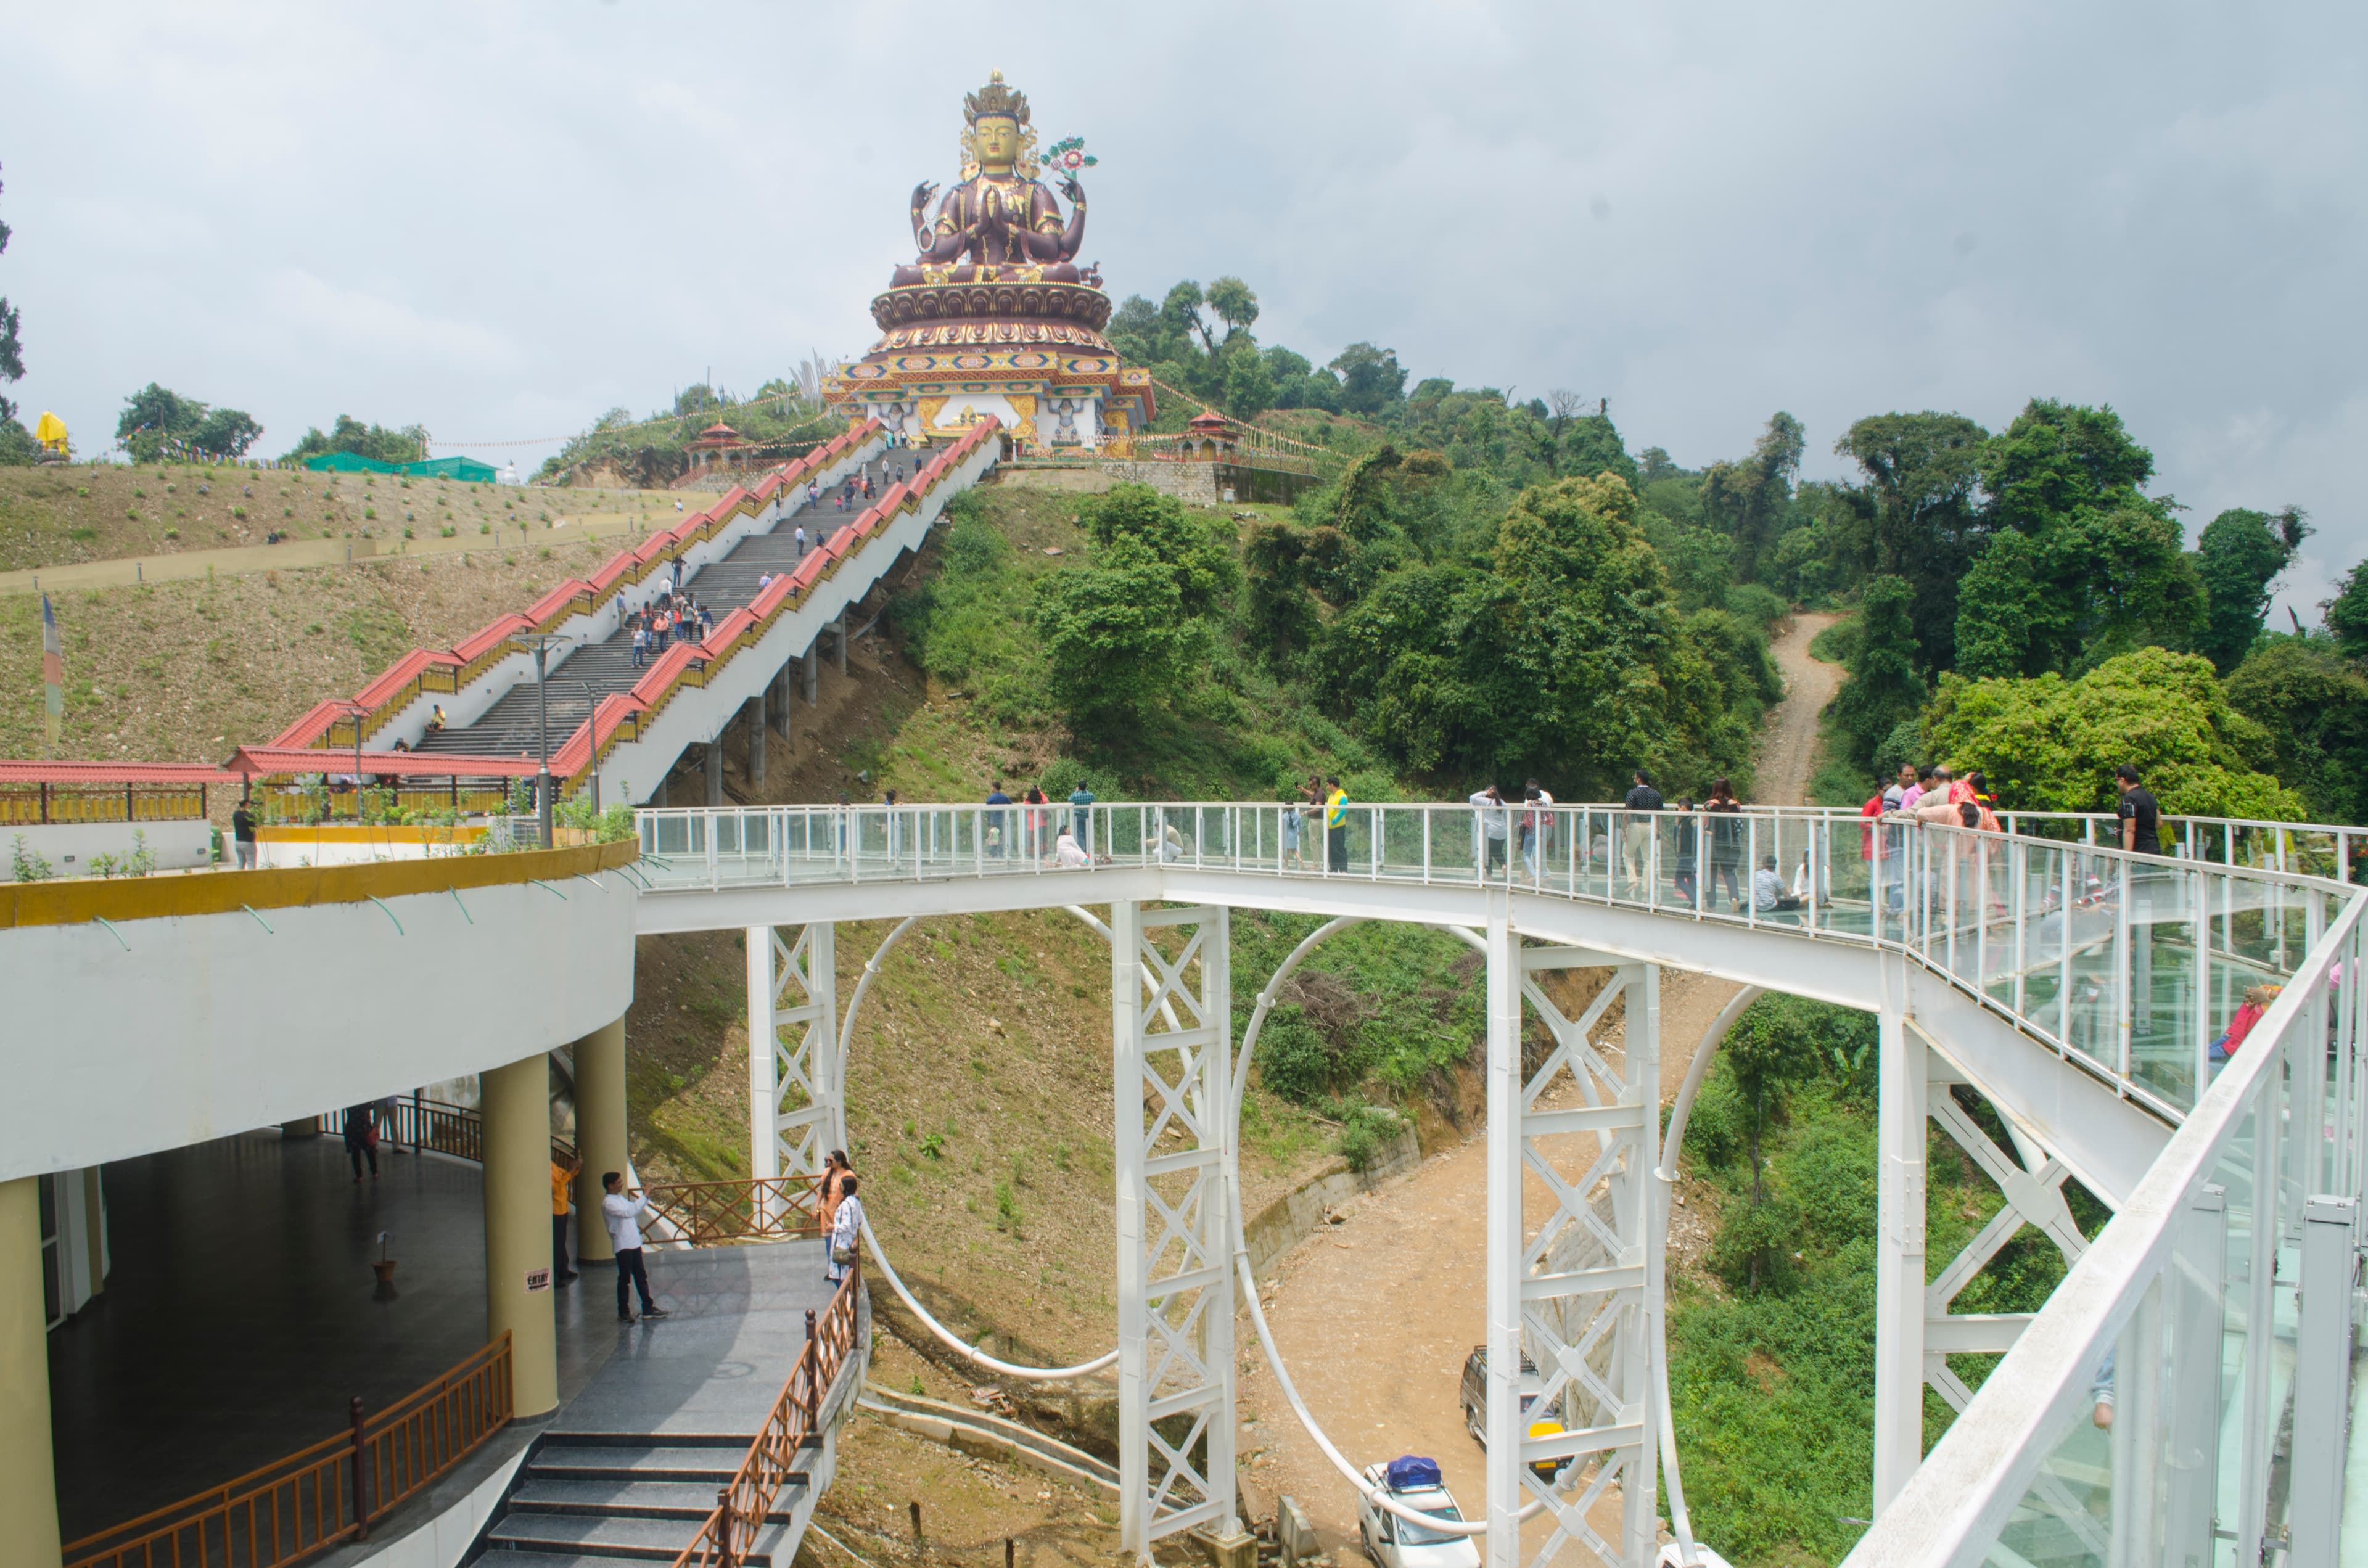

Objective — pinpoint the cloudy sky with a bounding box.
[4,3,2362,616]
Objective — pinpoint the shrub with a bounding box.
[11,835,55,882]
[1336,1103,1402,1172]
[1255,1006,1346,1103]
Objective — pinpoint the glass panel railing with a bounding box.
[628,800,2355,1115]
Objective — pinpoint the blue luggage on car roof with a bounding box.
[1386,1455,1442,1490]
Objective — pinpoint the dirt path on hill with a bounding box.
[1233,620,1847,1553]
[1761,611,1843,807]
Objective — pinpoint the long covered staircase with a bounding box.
[412,449,922,764]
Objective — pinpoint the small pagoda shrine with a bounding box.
[825,72,1154,451]
[684,421,753,475]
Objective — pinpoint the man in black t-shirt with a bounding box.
[231,800,258,869]
[1621,770,1663,895]
[2115,764,2161,856]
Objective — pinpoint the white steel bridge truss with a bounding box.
[689,799,2364,1568]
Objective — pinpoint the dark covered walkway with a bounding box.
[46,1130,617,1542]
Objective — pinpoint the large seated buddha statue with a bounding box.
[870,72,1114,351]
[895,72,1088,286]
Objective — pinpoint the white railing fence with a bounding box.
[631,797,2368,1565]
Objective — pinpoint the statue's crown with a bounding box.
[964,69,1030,126]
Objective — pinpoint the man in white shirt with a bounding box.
[601,1172,670,1323]
[794,523,808,557]
[1468,786,1509,872]
[1753,855,1804,913]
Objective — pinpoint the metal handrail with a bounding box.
[641,1173,824,1245]
[671,1265,863,1566]
[62,1333,514,1568]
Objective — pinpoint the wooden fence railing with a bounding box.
[302,1099,574,1169]
[672,1266,863,1566]
[641,1174,823,1245]
[62,1334,514,1568]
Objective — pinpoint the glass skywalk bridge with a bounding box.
[633,799,2368,1567]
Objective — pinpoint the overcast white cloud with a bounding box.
[4,2,2362,616]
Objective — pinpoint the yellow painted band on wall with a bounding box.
[0,839,637,931]
[252,824,491,845]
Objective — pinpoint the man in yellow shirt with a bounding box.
[551,1155,582,1286]
[1323,777,1349,873]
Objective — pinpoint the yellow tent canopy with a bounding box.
[33,411,68,454]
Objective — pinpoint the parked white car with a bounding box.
[1357,1458,1480,1568]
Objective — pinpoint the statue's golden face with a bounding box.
[974,116,1019,168]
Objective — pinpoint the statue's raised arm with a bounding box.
[910,181,966,262]
[1018,174,1087,263]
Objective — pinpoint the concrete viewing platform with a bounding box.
[49,1130,836,1551]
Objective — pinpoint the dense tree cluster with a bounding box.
[279,412,426,466]
[117,383,265,463]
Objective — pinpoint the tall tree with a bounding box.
[1328,343,1407,418]
[115,383,227,462]
[2223,635,2368,825]
[1700,411,1805,586]
[0,163,21,425]
[1828,575,1928,771]
[1201,277,1259,348]
[1831,411,1989,667]
[1954,400,2202,677]
[2192,506,2309,672]
[2322,560,2368,661]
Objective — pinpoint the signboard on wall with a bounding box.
[525,1266,551,1294]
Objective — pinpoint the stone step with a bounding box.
[527,1442,749,1484]
[510,1476,800,1521]
[482,1508,776,1561]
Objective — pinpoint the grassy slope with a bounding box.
[0,459,679,572]
[0,538,631,772]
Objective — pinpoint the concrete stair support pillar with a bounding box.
[804,641,820,706]
[572,1017,628,1265]
[746,694,767,790]
[705,736,724,807]
[483,1053,560,1419]
[770,660,794,741]
[0,1176,62,1567]
[835,612,849,675]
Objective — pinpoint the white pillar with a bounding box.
[1873,994,1928,1510]
[1483,908,1524,1568]
[1618,963,1661,1565]
[748,926,839,1223]
[1112,898,1149,1556]
[1112,902,1235,1558]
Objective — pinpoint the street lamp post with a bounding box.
[536,644,553,847]
[520,634,572,848]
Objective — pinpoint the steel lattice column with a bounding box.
[1486,917,1661,1568]
[1112,901,1236,1558]
[747,925,839,1217]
